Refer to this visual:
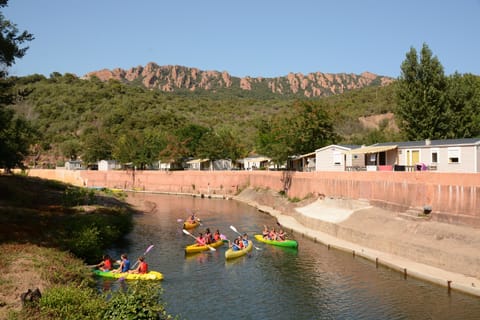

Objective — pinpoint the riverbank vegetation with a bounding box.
[0,174,175,319]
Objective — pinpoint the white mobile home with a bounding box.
[98,160,120,171]
[315,145,361,171]
[65,160,83,170]
[243,155,271,170]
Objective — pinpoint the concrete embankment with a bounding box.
[233,188,480,298]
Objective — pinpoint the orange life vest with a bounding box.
[139,261,148,274]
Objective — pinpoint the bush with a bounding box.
[37,284,106,320]
[62,187,95,206]
[60,207,133,262]
[103,282,175,320]
[67,226,102,261]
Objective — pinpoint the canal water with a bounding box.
[100,192,480,320]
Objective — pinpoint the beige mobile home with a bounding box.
[389,138,480,173]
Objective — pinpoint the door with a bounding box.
[406,150,420,165]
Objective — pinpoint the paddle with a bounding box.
[131,244,154,270]
[182,229,216,251]
[229,225,261,250]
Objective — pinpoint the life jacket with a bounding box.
[104,259,112,271]
[139,261,148,274]
[214,233,220,241]
[196,237,206,246]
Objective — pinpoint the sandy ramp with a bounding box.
[295,198,372,223]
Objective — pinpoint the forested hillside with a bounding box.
[10,73,398,168]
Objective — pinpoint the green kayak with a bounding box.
[254,234,298,248]
[93,270,164,281]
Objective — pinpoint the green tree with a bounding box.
[196,126,246,166]
[396,43,448,140]
[81,130,113,164]
[445,73,480,138]
[287,101,337,155]
[0,0,35,171]
[158,132,188,164]
[255,117,293,165]
[0,108,36,170]
[175,123,209,157]
[60,138,81,160]
[113,130,165,169]
[255,101,337,164]
[0,0,34,78]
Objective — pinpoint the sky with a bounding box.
[3,0,480,78]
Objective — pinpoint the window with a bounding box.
[447,147,460,164]
[431,148,439,163]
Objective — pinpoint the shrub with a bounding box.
[67,226,102,261]
[37,284,106,320]
[103,282,175,320]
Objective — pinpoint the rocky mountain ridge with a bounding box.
[84,62,394,97]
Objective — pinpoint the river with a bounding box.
[98,192,480,320]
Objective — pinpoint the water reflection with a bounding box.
[96,193,480,320]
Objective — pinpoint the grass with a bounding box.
[0,174,176,319]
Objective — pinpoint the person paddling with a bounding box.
[262,225,269,239]
[129,256,148,274]
[195,233,206,246]
[96,254,113,272]
[229,238,241,251]
[214,229,222,241]
[242,233,249,247]
[112,253,130,273]
[205,228,213,244]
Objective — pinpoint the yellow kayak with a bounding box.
[93,270,164,281]
[225,240,253,260]
[185,239,224,254]
[183,220,200,229]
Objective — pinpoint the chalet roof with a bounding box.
[374,138,480,148]
[315,144,361,152]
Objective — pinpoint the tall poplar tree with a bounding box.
[396,43,448,140]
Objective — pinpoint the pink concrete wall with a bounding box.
[27,169,480,226]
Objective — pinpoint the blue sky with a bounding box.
[4,0,480,78]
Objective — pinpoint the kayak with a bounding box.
[225,240,253,260]
[92,270,164,281]
[183,220,200,229]
[185,239,225,254]
[254,234,298,248]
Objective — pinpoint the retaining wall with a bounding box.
[27,169,480,227]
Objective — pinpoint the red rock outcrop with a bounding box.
[85,63,393,97]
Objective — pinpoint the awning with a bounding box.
[186,158,210,164]
[244,157,271,162]
[343,145,397,155]
[291,151,316,160]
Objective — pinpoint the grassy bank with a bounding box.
[0,174,175,319]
